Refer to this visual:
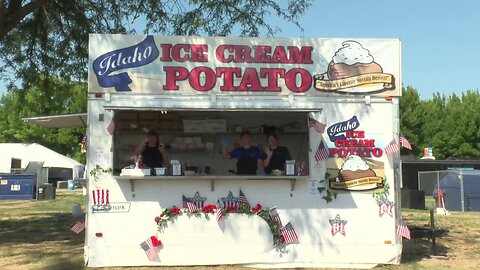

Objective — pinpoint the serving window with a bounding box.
[111,110,310,176]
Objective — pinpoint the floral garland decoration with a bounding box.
[149,235,162,247]
[89,164,112,181]
[154,203,286,249]
[317,171,338,203]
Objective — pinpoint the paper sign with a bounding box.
[308,178,320,195]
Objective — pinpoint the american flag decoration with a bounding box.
[269,207,283,227]
[315,140,329,161]
[397,218,411,239]
[238,190,250,207]
[308,117,326,134]
[92,189,110,206]
[107,120,115,135]
[216,200,223,222]
[384,138,400,154]
[140,237,159,261]
[186,200,199,213]
[182,195,188,208]
[400,134,412,150]
[70,220,85,234]
[281,222,299,244]
[329,214,347,236]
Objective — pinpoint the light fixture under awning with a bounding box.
[22,113,87,128]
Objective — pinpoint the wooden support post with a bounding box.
[430,209,436,256]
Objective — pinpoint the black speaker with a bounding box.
[401,189,425,209]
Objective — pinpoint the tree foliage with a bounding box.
[0,0,312,162]
[0,76,87,162]
[0,0,311,87]
[399,87,480,159]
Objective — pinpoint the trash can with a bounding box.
[38,184,56,200]
[67,180,75,190]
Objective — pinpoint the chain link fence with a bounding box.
[418,170,480,212]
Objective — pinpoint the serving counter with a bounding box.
[115,175,306,197]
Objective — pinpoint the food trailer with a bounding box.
[86,34,402,268]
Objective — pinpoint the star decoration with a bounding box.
[329,214,347,236]
[378,201,394,217]
[183,191,207,208]
[191,191,207,208]
[220,191,239,209]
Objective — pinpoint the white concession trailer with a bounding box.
[86,34,402,268]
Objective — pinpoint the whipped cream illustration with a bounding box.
[341,155,369,171]
[332,41,374,66]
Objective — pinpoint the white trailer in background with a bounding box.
[86,34,402,268]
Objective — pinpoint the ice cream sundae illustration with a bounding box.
[314,40,394,93]
[327,41,382,80]
[329,155,384,191]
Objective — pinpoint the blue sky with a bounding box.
[274,0,480,99]
[1,0,479,99]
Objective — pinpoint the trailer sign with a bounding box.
[89,35,400,97]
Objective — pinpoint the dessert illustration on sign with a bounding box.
[327,41,382,80]
[329,155,384,191]
[338,155,376,181]
[314,40,395,93]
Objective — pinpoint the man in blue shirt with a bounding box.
[222,130,263,175]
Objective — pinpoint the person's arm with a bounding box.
[221,138,231,159]
[257,159,264,172]
[263,146,273,168]
[222,148,232,159]
[134,138,148,156]
[159,145,170,167]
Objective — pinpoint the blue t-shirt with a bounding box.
[229,146,262,160]
[229,146,262,175]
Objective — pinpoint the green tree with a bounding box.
[0,0,312,87]
[399,86,424,155]
[448,91,480,158]
[1,0,312,163]
[0,76,87,162]
[400,88,480,159]
[418,93,449,159]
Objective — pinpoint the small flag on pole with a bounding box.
[315,141,329,161]
[281,222,299,244]
[216,208,223,222]
[186,201,199,213]
[140,237,159,261]
[107,120,115,135]
[308,117,326,133]
[216,200,223,222]
[182,195,188,208]
[269,207,283,227]
[396,219,411,239]
[400,134,412,150]
[70,220,85,234]
[238,190,250,207]
[384,138,400,154]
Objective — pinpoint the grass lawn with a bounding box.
[1,190,480,270]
